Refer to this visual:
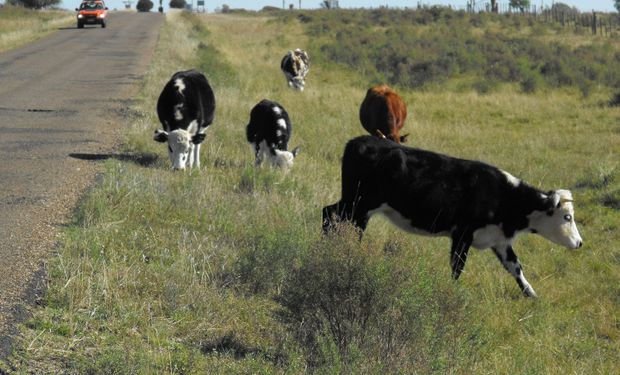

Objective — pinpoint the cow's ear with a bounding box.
[192,133,206,145]
[544,191,561,211]
[153,129,168,143]
[291,146,300,158]
[187,121,198,136]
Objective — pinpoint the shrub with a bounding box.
[276,225,480,372]
[169,0,185,9]
[287,8,620,92]
[136,0,153,12]
[6,0,60,9]
[609,91,620,107]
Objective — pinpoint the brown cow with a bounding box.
[359,84,408,143]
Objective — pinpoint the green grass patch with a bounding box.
[289,8,620,93]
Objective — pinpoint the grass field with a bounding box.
[4,9,619,374]
[0,5,73,53]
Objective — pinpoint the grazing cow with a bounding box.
[280,49,310,91]
[322,136,583,297]
[359,84,408,143]
[246,99,300,170]
[153,70,215,170]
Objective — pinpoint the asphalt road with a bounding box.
[0,11,163,358]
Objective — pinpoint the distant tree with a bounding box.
[169,0,185,8]
[320,0,338,9]
[509,0,530,12]
[491,0,498,13]
[615,0,620,12]
[260,6,280,11]
[136,0,153,12]
[8,0,60,9]
[551,2,579,14]
[221,4,230,13]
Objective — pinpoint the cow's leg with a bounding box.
[322,201,368,238]
[450,230,472,280]
[187,143,195,168]
[322,203,340,234]
[492,245,537,298]
[193,143,201,168]
[351,209,370,238]
[253,143,263,166]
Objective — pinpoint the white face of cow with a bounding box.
[153,122,198,170]
[528,190,583,249]
[167,129,194,170]
[273,147,300,171]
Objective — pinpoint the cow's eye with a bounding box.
[564,214,572,222]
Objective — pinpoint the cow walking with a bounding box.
[359,84,408,143]
[280,49,310,91]
[323,136,583,297]
[246,99,300,170]
[153,70,215,170]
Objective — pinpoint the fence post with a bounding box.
[592,11,596,35]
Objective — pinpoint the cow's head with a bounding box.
[290,76,305,91]
[273,146,300,170]
[153,122,200,170]
[528,189,583,249]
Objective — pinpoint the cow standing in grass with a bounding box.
[246,99,300,170]
[322,136,583,297]
[153,70,215,170]
[281,49,309,91]
[359,84,408,143]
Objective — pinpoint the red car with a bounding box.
[76,1,108,29]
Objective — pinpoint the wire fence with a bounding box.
[415,1,620,37]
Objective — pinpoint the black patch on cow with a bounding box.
[246,99,292,156]
[192,133,206,145]
[156,69,215,142]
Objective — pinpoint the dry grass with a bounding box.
[0,6,73,53]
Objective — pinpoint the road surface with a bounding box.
[0,11,163,358]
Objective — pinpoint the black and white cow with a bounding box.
[246,99,300,170]
[280,49,309,91]
[322,136,583,297]
[153,70,215,170]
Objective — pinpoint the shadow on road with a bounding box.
[69,152,160,167]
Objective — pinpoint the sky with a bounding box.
[57,0,616,14]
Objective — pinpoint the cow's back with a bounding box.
[156,70,215,132]
[359,84,407,143]
[246,99,292,150]
[341,136,524,230]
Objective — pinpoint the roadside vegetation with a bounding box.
[292,7,620,96]
[4,8,619,374]
[0,5,72,53]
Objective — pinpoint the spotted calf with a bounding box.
[246,99,300,170]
